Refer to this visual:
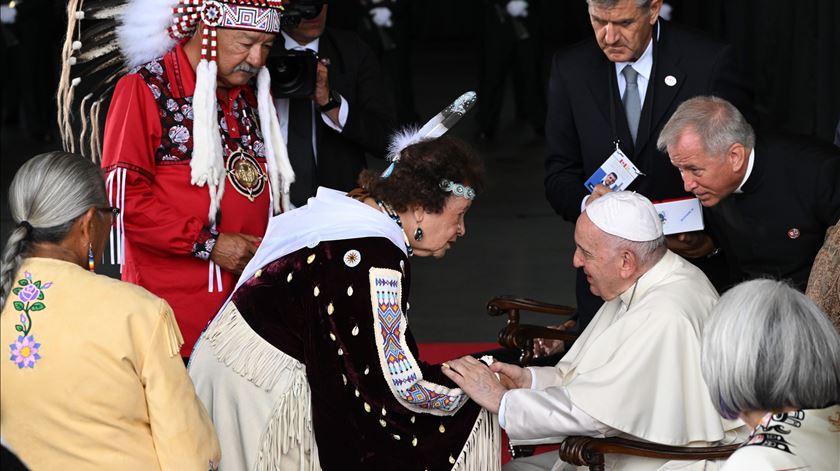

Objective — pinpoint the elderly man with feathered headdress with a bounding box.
[58,0,295,357]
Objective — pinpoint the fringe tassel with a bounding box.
[160,303,185,358]
[64,79,80,153]
[78,93,93,159]
[451,409,502,471]
[191,59,225,225]
[119,167,126,265]
[57,0,82,153]
[207,262,223,293]
[205,302,300,390]
[215,263,222,292]
[106,168,126,266]
[106,169,117,264]
[90,99,104,162]
[254,368,320,471]
[256,67,294,214]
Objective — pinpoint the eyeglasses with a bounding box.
[97,207,121,224]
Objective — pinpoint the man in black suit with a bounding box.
[274,3,396,207]
[544,0,753,330]
[660,96,840,291]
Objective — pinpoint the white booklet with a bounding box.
[584,147,643,193]
[653,197,704,235]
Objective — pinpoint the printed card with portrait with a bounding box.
[584,148,643,193]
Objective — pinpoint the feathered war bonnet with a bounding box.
[57,0,295,224]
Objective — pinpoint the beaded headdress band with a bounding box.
[169,0,284,62]
[439,179,476,200]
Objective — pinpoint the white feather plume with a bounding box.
[257,67,295,214]
[191,60,226,224]
[117,0,179,67]
[386,125,427,162]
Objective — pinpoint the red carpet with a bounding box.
[417,342,499,364]
[418,343,559,464]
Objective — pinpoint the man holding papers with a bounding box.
[659,96,840,290]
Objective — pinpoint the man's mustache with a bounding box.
[233,63,259,75]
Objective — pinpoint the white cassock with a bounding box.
[500,251,746,471]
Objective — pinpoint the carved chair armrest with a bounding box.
[487,296,578,318]
[559,436,741,470]
[487,296,578,365]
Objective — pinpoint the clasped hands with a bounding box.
[442,357,531,414]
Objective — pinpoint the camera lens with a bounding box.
[271,57,304,88]
[267,50,318,98]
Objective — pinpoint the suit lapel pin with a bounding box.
[787,228,801,239]
[664,75,677,87]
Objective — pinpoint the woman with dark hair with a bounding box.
[0,152,220,469]
[189,135,501,470]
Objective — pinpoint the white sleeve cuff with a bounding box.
[498,391,510,428]
[320,94,348,132]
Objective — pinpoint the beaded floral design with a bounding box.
[8,272,52,369]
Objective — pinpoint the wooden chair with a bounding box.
[487,295,741,470]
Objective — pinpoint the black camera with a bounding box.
[269,0,327,98]
[267,49,318,98]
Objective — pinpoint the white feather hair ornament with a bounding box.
[382,91,477,177]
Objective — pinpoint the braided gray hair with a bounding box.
[1,152,107,309]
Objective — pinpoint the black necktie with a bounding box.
[287,97,316,207]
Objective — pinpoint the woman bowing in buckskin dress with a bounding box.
[189,135,502,471]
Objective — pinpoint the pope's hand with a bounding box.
[210,232,260,274]
[489,361,532,389]
[442,356,507,414]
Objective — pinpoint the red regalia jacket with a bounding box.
[102,43,274,356]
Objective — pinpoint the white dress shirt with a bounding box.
[734,148,755,194]
[274,32,349,163]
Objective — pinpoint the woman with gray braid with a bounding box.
[0,152,220,470]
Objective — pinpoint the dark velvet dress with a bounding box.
[191,222,498,470]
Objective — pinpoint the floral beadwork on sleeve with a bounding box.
[192,225,220,261]
[369,267,468,416]
[8,271,52,369]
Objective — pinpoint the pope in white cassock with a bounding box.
[443,191,747,471]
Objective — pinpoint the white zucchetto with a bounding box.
[585,191,663,242]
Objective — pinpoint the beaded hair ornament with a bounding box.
[383,91,478,200]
